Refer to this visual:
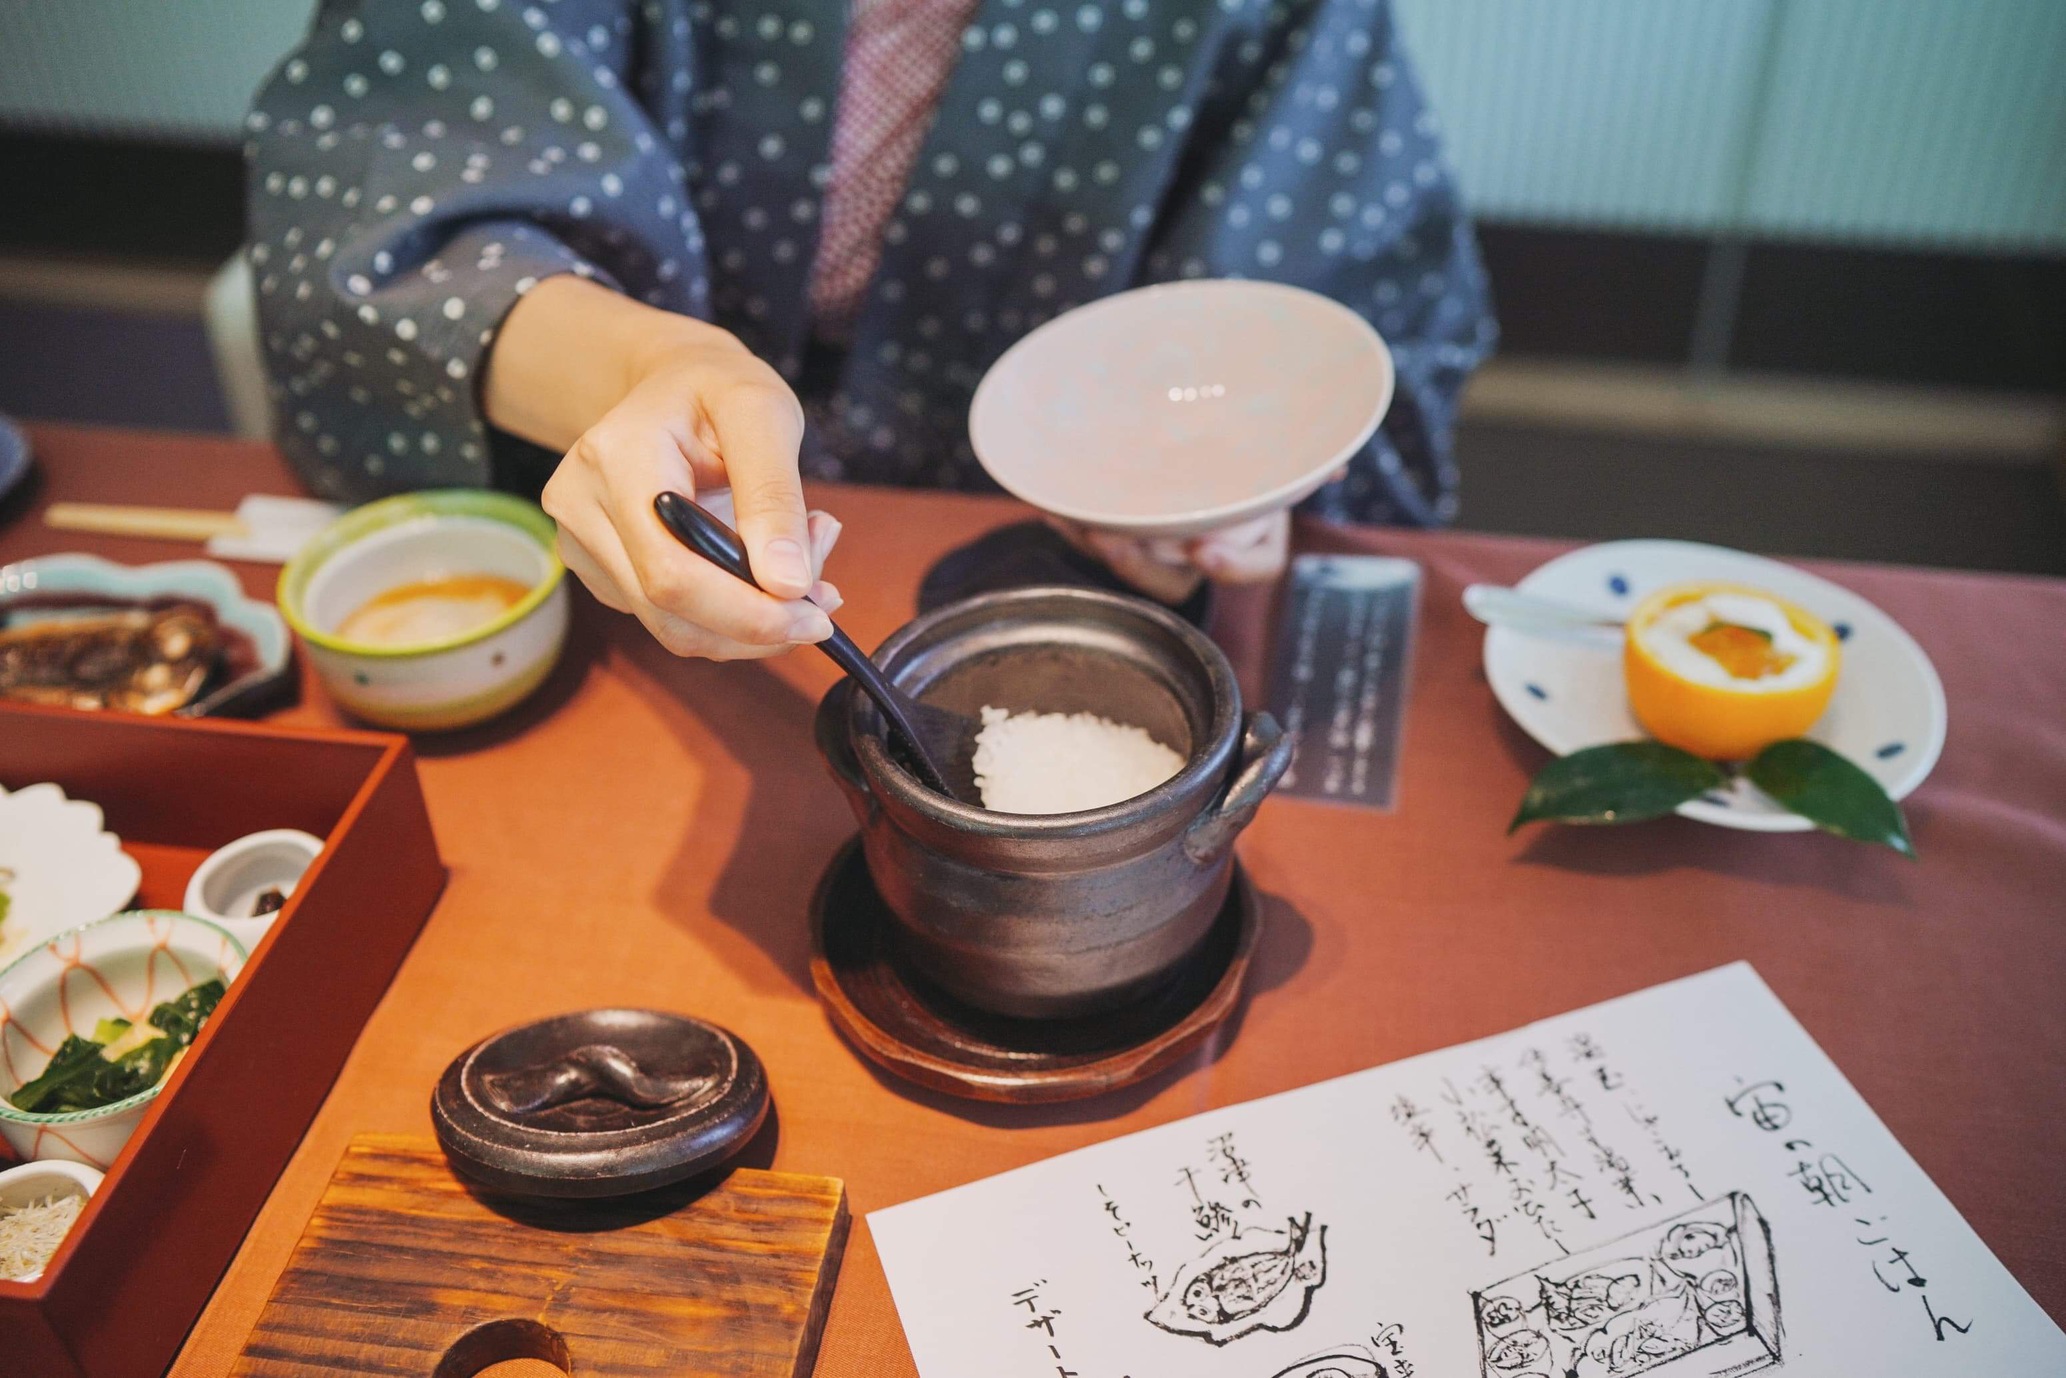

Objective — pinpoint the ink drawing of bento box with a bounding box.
[1472,1192,1780,1377]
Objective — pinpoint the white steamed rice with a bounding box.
[972,706,1185,815]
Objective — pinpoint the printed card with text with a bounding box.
[871,965,2065,1377]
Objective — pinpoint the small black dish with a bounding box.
[432,1008,768,1198]
[918,520,1214,629]
[808,838,1260,1103]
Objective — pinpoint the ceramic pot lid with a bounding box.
[432,1009,768,1198]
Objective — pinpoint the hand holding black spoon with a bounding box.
[652,492,975,804]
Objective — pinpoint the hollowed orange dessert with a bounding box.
[1624,582,1841,760]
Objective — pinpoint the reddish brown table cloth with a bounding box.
[3,424,2062,1373]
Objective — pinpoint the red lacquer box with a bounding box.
[0,703,445,1377]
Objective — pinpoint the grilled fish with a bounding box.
[0,604,219,715]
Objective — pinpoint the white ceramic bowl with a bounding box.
[969,280,1394,538]
[182,828,324,951]
[0,1159,103,1282]
[1484,540,1948,831]
[0,912,245,1169]
[0,783,141,968]
[278,490,567,731]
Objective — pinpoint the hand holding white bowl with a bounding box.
[1047,511,1292,604]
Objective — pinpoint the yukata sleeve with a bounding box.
[1142,0,1496,526]
[247,0,708,501]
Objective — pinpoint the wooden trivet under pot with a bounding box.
[810,837,1261,1102]
[231,1134,847,1377]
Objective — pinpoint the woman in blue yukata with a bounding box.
[250,0,1494,661]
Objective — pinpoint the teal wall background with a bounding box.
[1395,1,1778,233]
[0,2,312,141]
[1396,0,2066,251]
[2,0,2061,251]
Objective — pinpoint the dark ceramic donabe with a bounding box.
[815,587,1295,1019]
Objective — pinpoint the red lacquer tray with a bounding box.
[0,702,446,1378]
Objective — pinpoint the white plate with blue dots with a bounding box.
[1483,539,1947,831]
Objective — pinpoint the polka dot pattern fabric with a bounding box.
[251,0,1494,525]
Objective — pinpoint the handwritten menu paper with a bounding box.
[870,964,2065,1377]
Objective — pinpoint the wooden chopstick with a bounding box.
[43,502,247,542]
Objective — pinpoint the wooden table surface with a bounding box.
[4,424,2063,1374]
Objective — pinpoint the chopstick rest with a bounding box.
[45,495,341,564]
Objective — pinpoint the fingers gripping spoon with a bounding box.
[652,492,978,804]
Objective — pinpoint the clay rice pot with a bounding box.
[814,586,1293,1020]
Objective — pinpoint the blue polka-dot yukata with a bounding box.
[249,0,1497,527]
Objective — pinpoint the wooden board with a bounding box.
[232,1135,848,1378]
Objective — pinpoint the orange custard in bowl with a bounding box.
[334,573,533,649]
[1624,582,1841,760]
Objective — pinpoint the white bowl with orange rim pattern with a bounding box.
[0,911,245,1169]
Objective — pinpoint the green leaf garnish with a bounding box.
[6,978,227,1113]
[1747,739,1915,857]
[8,1035,111,1114]
[1511,742,1729,832]
[14,1034,170,1114]
[146,978,225,1045]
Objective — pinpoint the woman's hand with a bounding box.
[486,276,839,659]
[1049,510,1291,604]
[541,330,845,660]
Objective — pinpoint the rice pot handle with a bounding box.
[1183,712,1295,864]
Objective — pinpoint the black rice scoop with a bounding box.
[652,491,977,803]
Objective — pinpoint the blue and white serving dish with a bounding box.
[0,554,293,717]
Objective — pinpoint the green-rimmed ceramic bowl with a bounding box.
[279,490,567,731]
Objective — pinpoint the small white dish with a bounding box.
[0,784,142,967]
[1483,540,1947,831]
[182,828,323,949]
[0,1158,103,1282]
[969,280,1394,538]
[0,911,245,1169]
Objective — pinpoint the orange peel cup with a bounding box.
[1624,581,1841,761]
